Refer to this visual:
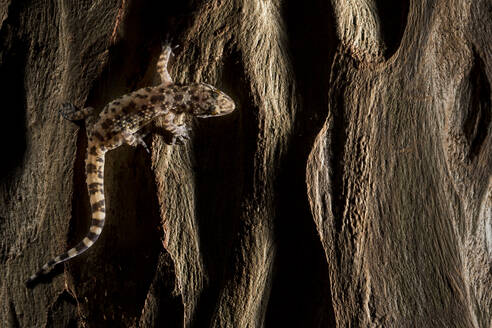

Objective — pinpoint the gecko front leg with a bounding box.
[161,112,190,145]
[60,103,98,127]
[167,123,190,145]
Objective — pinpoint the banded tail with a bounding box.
[156,43,173,85]
[26,143,106,285]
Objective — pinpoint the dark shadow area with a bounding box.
[7,300,21,328]
[0,1,27,183]
[465,49,491,160]
[138,252,184,327]
[192,48,256,327]
[265,1,338,327]
[45,290,79,328]
[375,0,409,59]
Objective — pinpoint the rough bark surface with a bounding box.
[307,0,492,327]
[0,1,490,328]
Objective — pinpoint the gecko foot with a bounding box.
[60,103,95,122]
[168,124,190,145]
[59,103,79,120]
[123,131,151,153]
[136,135,150,153]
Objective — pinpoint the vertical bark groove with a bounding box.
[465,51,490,159]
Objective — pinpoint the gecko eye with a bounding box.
[211,91,219,99]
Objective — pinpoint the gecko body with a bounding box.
[26,45,235,284]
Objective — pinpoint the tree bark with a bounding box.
[0,0,490,327]
[306,1,492,327]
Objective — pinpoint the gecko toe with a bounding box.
[142,142,150,153]
[59,103,81,121]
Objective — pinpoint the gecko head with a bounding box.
[191,83,235,118]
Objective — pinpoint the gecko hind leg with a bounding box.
[60,103,96,122]
[123,130,151,153]
[156,43,174,86]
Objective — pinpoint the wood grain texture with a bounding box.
[307,0,491,326]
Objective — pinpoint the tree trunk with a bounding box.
[1,0,490,327]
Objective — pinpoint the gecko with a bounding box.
[26,44,235,285]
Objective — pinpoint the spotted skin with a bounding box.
[26,44,235,285]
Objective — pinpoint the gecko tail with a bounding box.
[26,149,106,286]
[25,227,103,285]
